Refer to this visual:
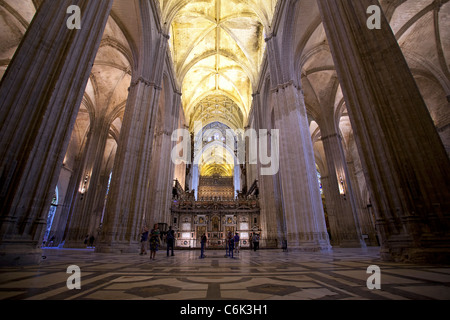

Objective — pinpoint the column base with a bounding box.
[63,240,89,249]
[260,238,279,248]
[381,235,450,264]
[335,239,366,248]
[286,244,333,252]
[285,232,332,252]
[286,240,332,252]
[0,244,43,266]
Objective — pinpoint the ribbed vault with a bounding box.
[159,0,277,125]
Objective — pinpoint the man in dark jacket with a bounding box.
[140,226,149,255]
[167,226,175,257]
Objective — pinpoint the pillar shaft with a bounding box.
[65,116,111,247]
[271,82,331,250]
[252,93,284,248]
[321,133,364,247]
[317,0,450,262]
[51,157,83,248]
[346,159,378,246]
[95,77,162,253]
[147,92,181,226]
[0,0,112,265]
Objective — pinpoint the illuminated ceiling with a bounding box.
[190,95,244,130]
[159,0,277,128]
[194,122,236,177]
[198,143,235,177]
[159,0,276,177]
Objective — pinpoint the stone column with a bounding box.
[90,168,114,233]
[51,156,83,248]
[347,159,378,246]
[271,81,331,250]
[147,92,182,226]
[321,132,365,247]
[251,92,283,248]
[319,175,338,246]
[0,0,112,265]
[317,0,450,262]
[64,115,111,248]
[95,0,171,252]
[48,164,76,247]
[95,77,162,253]
[173,117,187,190]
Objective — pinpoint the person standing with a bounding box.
[225,231,231,257]
[253,233,259,252]
[200,233,207,258]
[149,224,160,260]
[233,233,240,255]
[140,225,149,255]
[228,231,234,258]
[166,226,175,257]
[88,235,95,248]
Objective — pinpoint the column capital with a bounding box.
[264,33,274,42]
[270,79,302,93]
[129,76,162,90]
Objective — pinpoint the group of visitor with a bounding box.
[83,234,95,248]
[225,231,240,258]
[139,225,263,260]
[139,224,175,260]
[249,233,260,251]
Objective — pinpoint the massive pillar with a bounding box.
[51,156,84,248]
[320,131,365,247]
[346,157,378,246]
[0,0,112,265]
[95,77,162,253]
[261,0,331,251]
[251,92,284,248]
[95,17,169,253]
[317,0,450,262]
[147,91,182,226]
[270,81,331,250]
[64,115,111,247]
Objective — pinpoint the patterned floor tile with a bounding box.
[0,247,449,300]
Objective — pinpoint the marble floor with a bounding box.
[0,247,450,301]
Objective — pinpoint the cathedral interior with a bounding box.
[0,0,450,302]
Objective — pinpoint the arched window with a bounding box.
[316,170,323,195]
[100,172,113,225]
[43,187,58,246]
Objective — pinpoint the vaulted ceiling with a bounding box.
[158,0,277,128]
[1,0,448,180]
